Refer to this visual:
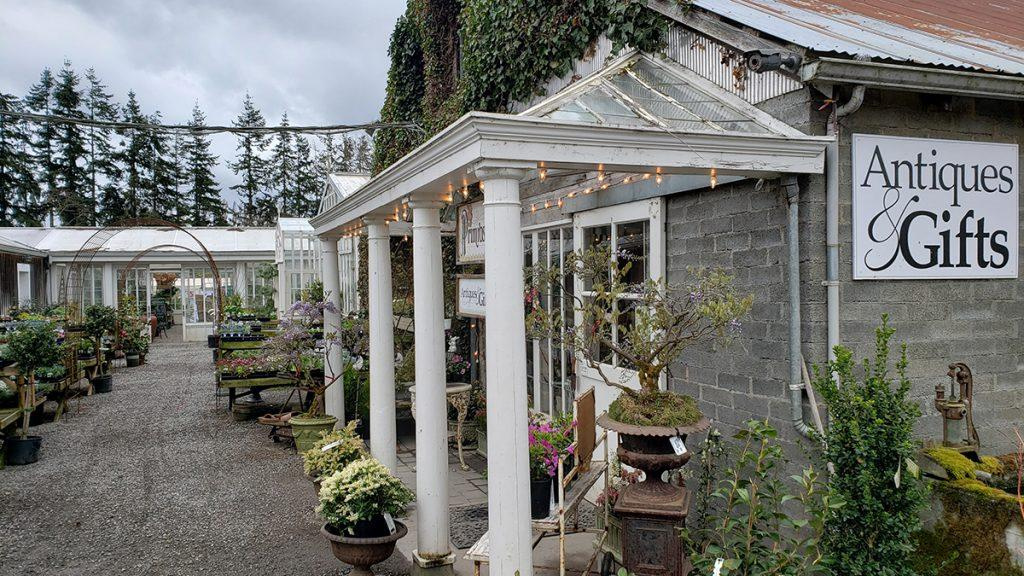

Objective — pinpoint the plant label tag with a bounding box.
[321,440,343,452]
[669,436,687,455]
[713,558,725,576]
[383,512,397,534]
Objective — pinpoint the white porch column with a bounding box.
[365,217,398,473]
[409,200,454,574]
[478,165,533,576]
[234,262,248,306]
[320,237,345,423]
[101,263,115,307]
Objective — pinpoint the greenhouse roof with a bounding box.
[319,172,371,215]
[0,226,277,257]
[519,52,804,137]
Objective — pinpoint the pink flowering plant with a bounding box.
[528,413,577,480]
[446,353,470,381]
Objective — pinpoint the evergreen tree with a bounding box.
[113,90,150,222]
[340,134,356,171]
[228,94,270,226]
[0,92,40,225]
[294,135,319,217]
[354,134,373,172]
[51,61,90,225]
[183,103,226,225]
[269,112,298,215]
[23,68,57,225]
[84,68,120,226]
[315,134,341,183]
[145,110,187,222]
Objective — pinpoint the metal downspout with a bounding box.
[825,85,865,364]
[783,176,813,439]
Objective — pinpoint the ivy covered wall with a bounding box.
[372,0,677,174]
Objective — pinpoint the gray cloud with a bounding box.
[0,0,406,204]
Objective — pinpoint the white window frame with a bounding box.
[16,263,31,306]
[572,197,665,389]
[524,220,575,416]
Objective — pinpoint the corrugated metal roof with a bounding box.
[694,0,1024,75]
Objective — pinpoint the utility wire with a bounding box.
[0,109,424,137]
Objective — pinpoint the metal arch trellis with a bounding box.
[115,243,220,314]
[60,219,225,325]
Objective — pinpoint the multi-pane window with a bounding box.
[574,198,663,374]
[524,225,575,417]
[119,268,150,314]
[247,263,275,309]
[182,266,227,324]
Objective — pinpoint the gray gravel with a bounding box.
[0,330,410,576]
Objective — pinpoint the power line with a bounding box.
[0,109,423,137]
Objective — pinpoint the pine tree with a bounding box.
[84,68,120,226]
[146,110,185,222]
[354,134,373,172]
[340,134,356,171]
[183,103,226,225]
[228,94,270,226]
[0,92,40,225]
[51,61,90,225]
[270,112,298,216]
[294,135,319,217]
[112,90,150,222]
[23,68,57,225]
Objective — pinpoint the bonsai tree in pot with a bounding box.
[3,321,63,465]
[266,295,344,451]
[527,245,751,500]
[317,457,413,575]
[83,304,117,392]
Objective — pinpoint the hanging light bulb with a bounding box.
[656,174,663,185]
[643,173,651,180]
[623,176,631,184]
[597,171,605,182]
[710,167,718,189]
[539,168,547,181]
[544,200,550,209]
[530,204,537,213]
[557,197,564,208]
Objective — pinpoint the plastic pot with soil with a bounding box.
[91,373,113,393]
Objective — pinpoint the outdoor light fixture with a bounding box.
[710,168,718,189]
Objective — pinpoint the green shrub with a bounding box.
[7,322,63,378]
[814,316,926,576]
[317,458,414,535]
[681,419,839,576]
[302,420,367,480]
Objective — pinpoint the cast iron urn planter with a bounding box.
[321,520,408,576]
[598,413,710,576]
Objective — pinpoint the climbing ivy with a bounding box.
[373,0,677,174]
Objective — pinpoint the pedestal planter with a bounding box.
[4,435,42,465]
[598,413,709,576]
[91,374,113,394]
[291,415,339,453]
[125,353,140,367]
[321,521,407,576]
[531,476,553,519]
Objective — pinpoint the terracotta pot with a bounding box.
[321,521,407,576]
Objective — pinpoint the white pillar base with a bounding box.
[411,550,456,575]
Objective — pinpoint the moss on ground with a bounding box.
[608,390,701,427]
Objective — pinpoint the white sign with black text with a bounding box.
[456,201,485,264]
[456,276,485,318]
[852,134,1018,279]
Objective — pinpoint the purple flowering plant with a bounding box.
[528,413,577,479]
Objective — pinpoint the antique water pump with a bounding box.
[934,362,980,455]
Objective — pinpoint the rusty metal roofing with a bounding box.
[693,0,1024,75]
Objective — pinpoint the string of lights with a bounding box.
[0,109,424,137]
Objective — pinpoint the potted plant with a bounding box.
[265,296,343,452]
[527,414,575,518]
[215,356,283,381]
[527,247,751,502]
[317,458,413,575]
[302,420,366,494]
[3,322,63,465]
[84,304,116,392]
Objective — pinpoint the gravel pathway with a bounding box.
[0,330,410,576]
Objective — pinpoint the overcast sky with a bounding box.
[0,0,406,203]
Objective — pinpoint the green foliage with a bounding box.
[608,388,701,427]
[374,0,674,173]
[681,420,840,576]
[83,304,117,340]
[6,322,63,377]
[317,458,414,534]
[814,316,927,576]
[302,420,368,480]
[923,446,989,480]
[223,293,244,318]
[300,278,324,305]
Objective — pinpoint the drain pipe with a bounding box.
[784,176,814,439]
[825,85,865,363]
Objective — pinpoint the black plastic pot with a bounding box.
[530,477,552,519]
[92,374,113,393]
[207,334,219,348]
[126,353,140,368]
[4,435,42,465]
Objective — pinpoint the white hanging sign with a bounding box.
[456,200,485,264]
[852,134,1018,280]
[456,276,485,318]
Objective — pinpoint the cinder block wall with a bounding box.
[666,87,1024,457]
